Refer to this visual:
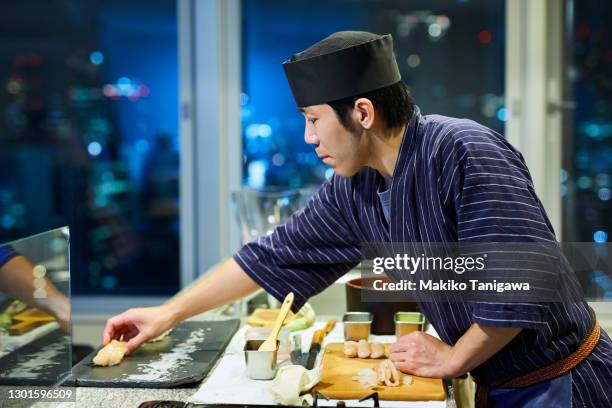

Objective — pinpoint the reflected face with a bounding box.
[301,104,366,177]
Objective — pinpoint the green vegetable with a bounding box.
[284,302,316,331]
[0,300,29,331]
[5,300,27,316]
[0,312,12,330]
[396,313,423,323]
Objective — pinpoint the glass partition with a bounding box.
[0,227,71,398]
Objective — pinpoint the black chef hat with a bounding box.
[283,31,402,108]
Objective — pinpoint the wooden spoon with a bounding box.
[258,292,294,352]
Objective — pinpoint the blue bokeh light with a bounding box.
[247,160,267,189]
[246,123,273,139]
[117,77,131,92]
[101,275,118,289]
[135,139,150,153]
[598,188,611,201]
[89,51,104,65]
[87,141,102,156]
[1,215,16,229]
[593,230,608,243]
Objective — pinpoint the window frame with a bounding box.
[505,0,564,238]
[178,0,242,286]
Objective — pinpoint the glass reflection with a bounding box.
[0,227,71,389]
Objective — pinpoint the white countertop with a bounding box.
[188,319,447,407]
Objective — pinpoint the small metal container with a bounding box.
[395,312,425,338]
[342,312,373,341]
[244,339,279,380]
[245,327,291,361]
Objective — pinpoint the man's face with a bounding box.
[301,104,366,177]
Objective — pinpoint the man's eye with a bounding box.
[309,118,318,124]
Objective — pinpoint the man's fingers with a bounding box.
[390,343,410,353]
[116,327,130,341]
[389,352,405,363]
[103,313,132,344]
[123,327,140,342]
[393,361,414,374]
[103,320,115,344]
[125,331,149,355]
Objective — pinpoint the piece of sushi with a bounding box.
[93,340,128,366]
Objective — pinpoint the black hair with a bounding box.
[294,31,415,132]
[327,81,415,131]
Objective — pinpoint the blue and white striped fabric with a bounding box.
[234,106,612,406]
[0,246,18,269]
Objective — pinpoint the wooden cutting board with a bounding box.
[315,343,446,401]
[247,308,296,327]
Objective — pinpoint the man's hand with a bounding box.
[389,331,454,379]
[101,258,260,355]
[103,305,178,355]
[42,295,70,333]
[390,324,522,379]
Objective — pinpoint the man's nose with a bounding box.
[304,129,319,145]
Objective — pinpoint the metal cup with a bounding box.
[244,339,279,380]
[394,311,425,338]
[342,312,373,341]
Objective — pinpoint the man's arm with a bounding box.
[0,255,70,332]
[166,258,260,322]
[103,258,260,353]
[105,176,360,353]
[390,323,521,379]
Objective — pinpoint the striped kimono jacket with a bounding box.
[234,106,612,406]
[0,246,17,269]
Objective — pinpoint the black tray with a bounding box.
[0,329,71,386]
[73,319,240,388]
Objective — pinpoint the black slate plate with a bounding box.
[0,329,71,386]
[73,319,240,388]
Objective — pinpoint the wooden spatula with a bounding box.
[258,292,294,352]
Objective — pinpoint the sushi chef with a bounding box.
[105,31,612,407]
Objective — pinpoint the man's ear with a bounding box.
[352,98,375,130]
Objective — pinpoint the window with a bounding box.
[0,1,179,295]
[561,0,611,244]
[241,0,505,188]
